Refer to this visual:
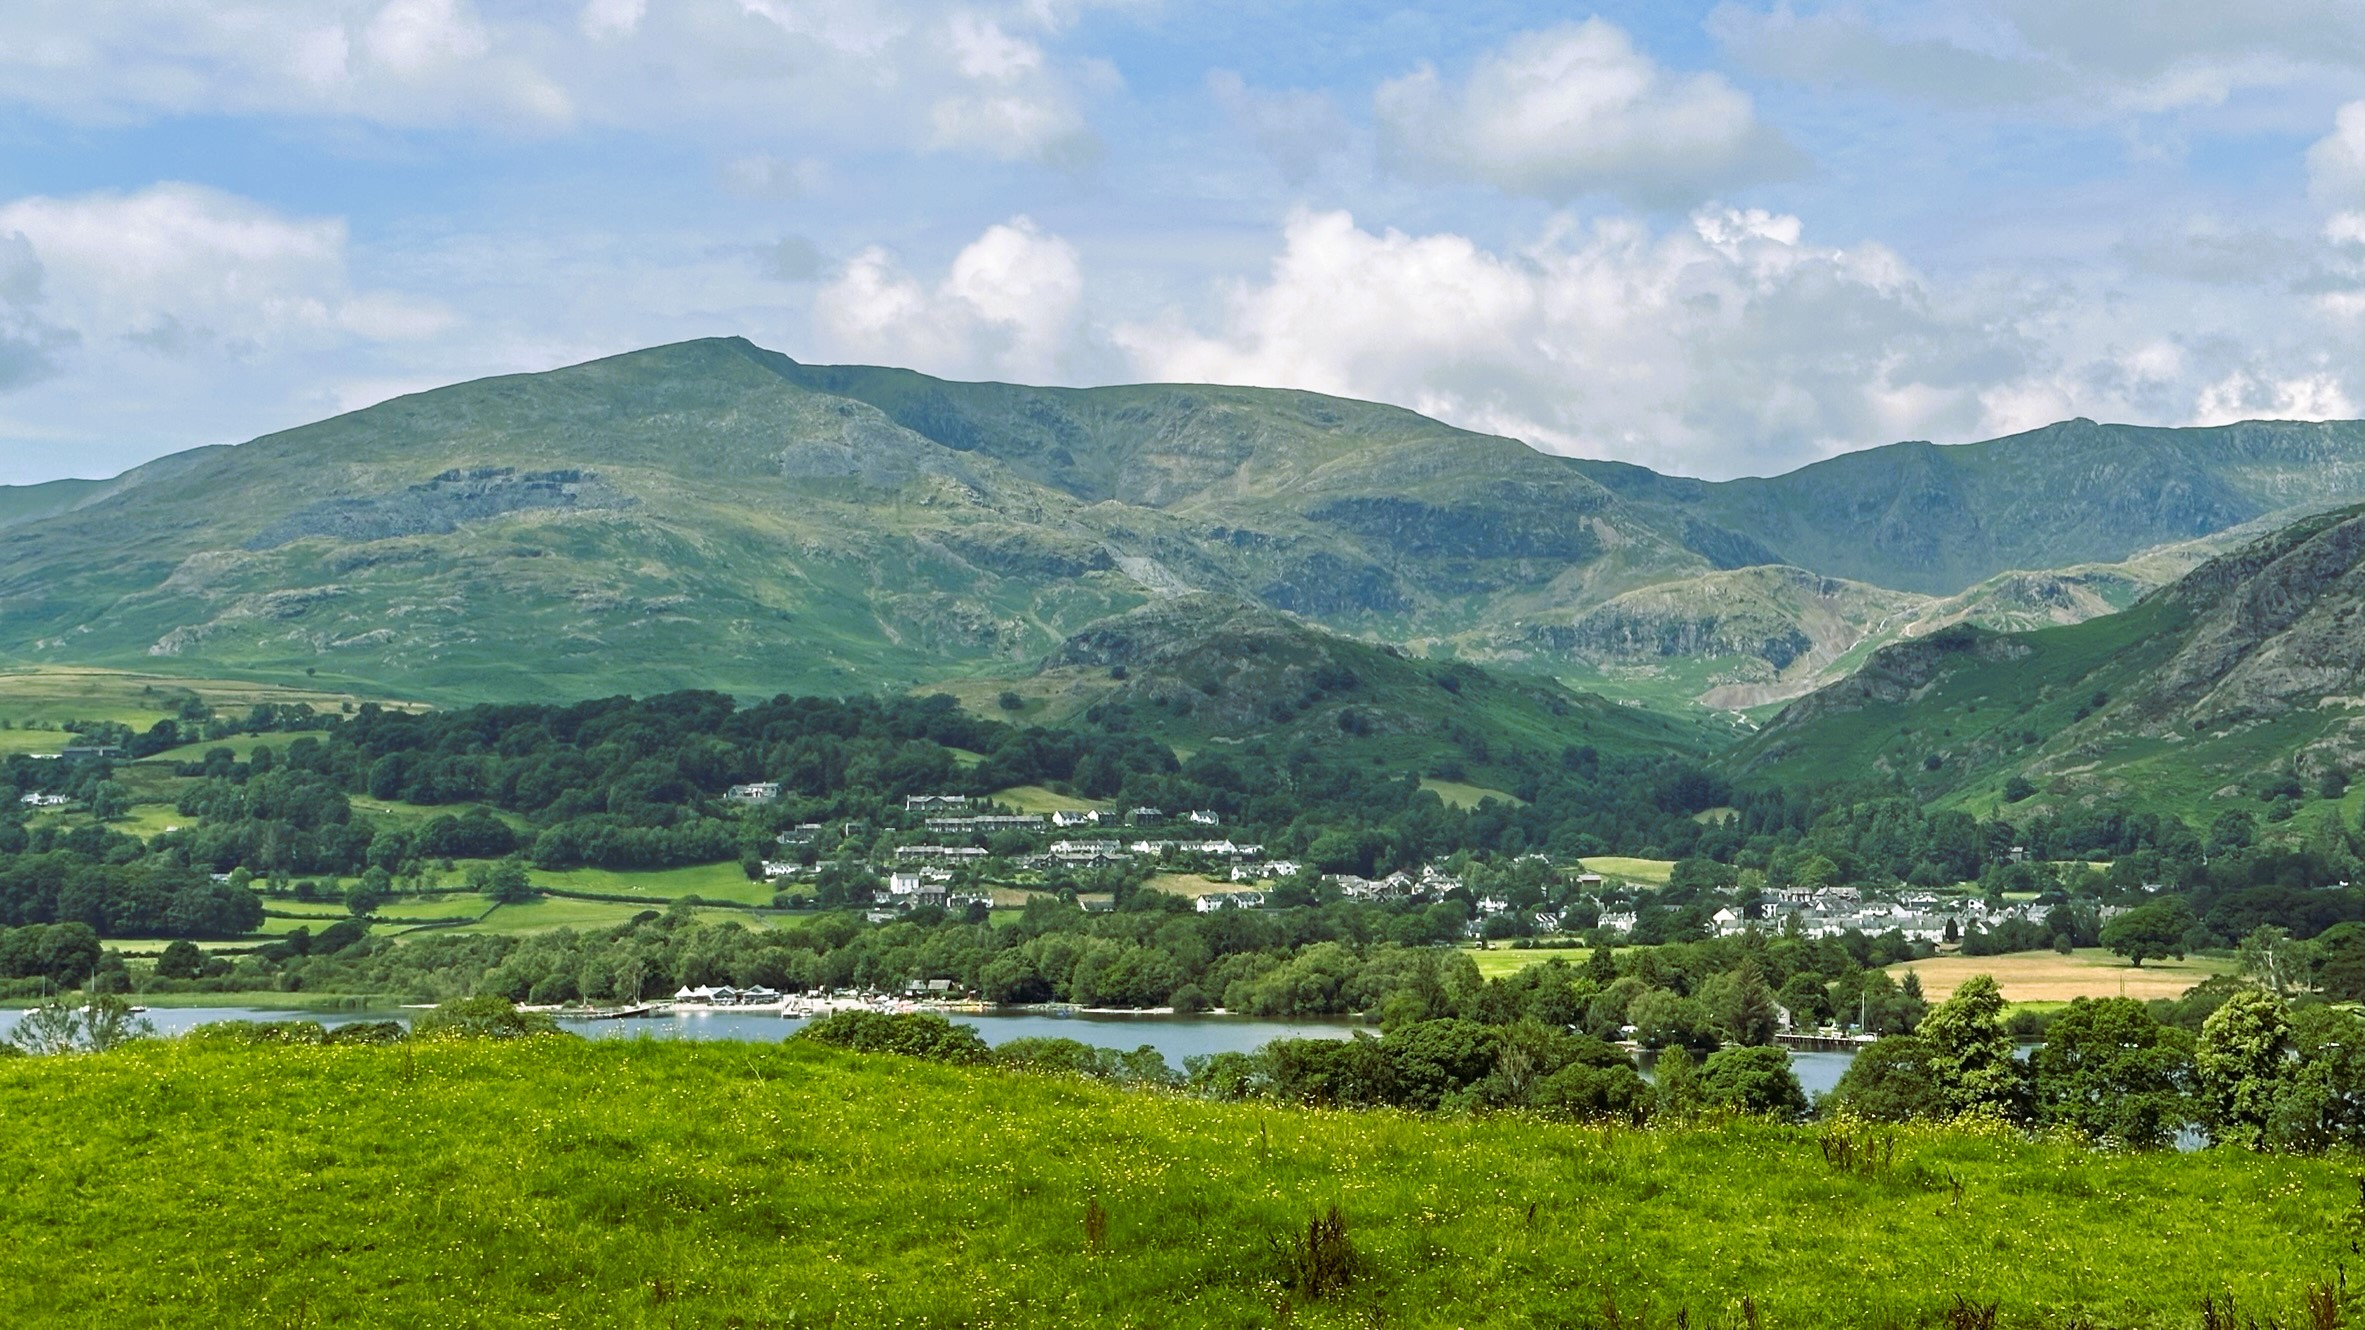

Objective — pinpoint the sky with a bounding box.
[0,0,2357,486]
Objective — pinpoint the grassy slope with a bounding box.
[1,339,2350,714]
[943,595,1709,784]
[1732,506,2365,826]
[1574,418,2365,596]
[0,1038,2349,1328]
[1887,948,2236,1004]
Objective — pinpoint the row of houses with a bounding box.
[923,814,1047,834]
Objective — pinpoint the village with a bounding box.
[729,787,2125,948]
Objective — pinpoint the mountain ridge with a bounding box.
[0,336,2353,712]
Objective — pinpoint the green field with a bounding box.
[459,896,770,935]
[1463,945,1599,979]
[0,1036,2348,1327]
[523,861,774,905]
[0,666,410,735]
[1575,856,1676,886]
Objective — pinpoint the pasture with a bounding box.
[0,1036,2347,1327]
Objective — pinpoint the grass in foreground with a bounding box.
[0,1037,2351,1328]
[1888,948,2235,1004]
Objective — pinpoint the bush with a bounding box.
[412,996,561,1041]
[1699,1046,1808,1119]
[798,1010,991,1065]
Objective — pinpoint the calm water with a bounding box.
[0,1005,1862,1092]
[567,1008,1364,1062]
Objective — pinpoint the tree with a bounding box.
[1917,975,2025,1119]
[1702,959,1779,1047]
[1699,1046,1807,1119]
[1775,973,1830,1030]
[2195,989,2291,1150]
[154,939,207,980]
[2029,997,2191,1148]
[2268,1005,2365,1152]
[345,881,387,918]
[1652,1044,1705,1118]
[89,780,131,822]
[2002,775,2035,804]
[1629,988,1717,1053]
[1826,1036,1942,1122]
[470,859,535,905]
[2099,899,2195,967]
[2233,925,2308,999]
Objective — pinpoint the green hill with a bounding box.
[1571,416,2363,596]
[934,593,1709,777]
[1733,505,2365,818]
[0,1035,2347,1327]
[0,337,2350,706]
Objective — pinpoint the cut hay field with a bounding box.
[0,1037,2348,1327]
[1886,947,2235,1004]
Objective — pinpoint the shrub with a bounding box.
[798,1010,991,1065]
[413,996,561,1041]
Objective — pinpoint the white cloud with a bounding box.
[2193,369,2358,424]
[1373,20,1798,206]
[0,0,1113,162]
[1713,0,2362,118]
[812,217,1087,382]
[2309,99,2365,214]
[0,182,450,358]
[1116,205,2360,477]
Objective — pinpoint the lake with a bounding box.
[0,1005,1861,1094]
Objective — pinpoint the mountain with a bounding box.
[0,336,2352,709]
[1568,417,2362,596]
[1731,505,2365,817]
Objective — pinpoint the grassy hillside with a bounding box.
[0,337,2348,709]
[935,594,1710,781]
[1574,417,2364,596]
[1734,506,2365,821]
[0,1037,2350,1327]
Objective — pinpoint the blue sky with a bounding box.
[0,0,2356,485]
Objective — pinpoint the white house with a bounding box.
[1050,809,1104,827]
[18,793,67,808]
[724,782,781,804]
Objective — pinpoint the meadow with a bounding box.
[0,1035,2351,1328]
[1575,856,1677,885]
